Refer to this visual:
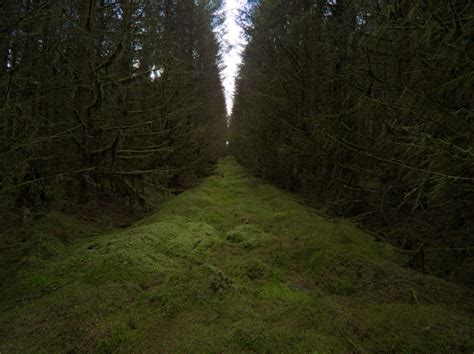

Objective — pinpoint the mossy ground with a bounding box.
[1,157,472,352]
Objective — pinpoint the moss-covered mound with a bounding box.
[0,157,472,352]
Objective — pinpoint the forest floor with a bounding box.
[0,157,472,353]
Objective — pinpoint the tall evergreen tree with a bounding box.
[0,0,227,210]
[231,0,473,280]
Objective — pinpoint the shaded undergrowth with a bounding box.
[0,157,472,352]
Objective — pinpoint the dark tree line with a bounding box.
[231,0,473,282]
[0,0,227,210]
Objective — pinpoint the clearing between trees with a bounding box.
[1,157,472,352]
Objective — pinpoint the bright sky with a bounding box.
[220,0,246,116]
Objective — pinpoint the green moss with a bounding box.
[226,224,269,249]
[236,257,278,281]
[258,282,312,302]
[352,303,474,352]
[1,157,472,352]
[95,321,137,354]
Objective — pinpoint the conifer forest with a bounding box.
[1,0,473,352]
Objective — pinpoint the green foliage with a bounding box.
[0,158,472,352]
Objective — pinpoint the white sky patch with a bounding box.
[220,0,246,116]
[150,65,163,81]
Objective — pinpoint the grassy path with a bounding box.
[1,157,472,352]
